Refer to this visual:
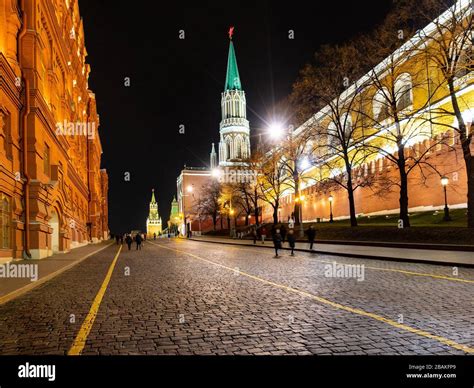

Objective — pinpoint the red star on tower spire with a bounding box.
[228,26,234,40]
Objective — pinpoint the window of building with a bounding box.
[453,33,474,79]
[394,73,413,111]
[0,109,12,159]
[373,88,391,122]
[0,194,11,249]
[43,143,51,176]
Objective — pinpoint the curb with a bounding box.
[189,238,474,268]
[0,242,115,306]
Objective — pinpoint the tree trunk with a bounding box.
[293,174,300,224]
[212,212,217,230]
[345,163,358,227]
[464,154,474,228]
[448,77,473,227]
[273,202,279,225]
[254,188,260,226]
[245,215,249,226]
[398,147,410,228]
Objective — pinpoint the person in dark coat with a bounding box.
[153,233,157,240]
[287,229,296,256]
[120,235,124,245]
[125,234,133,250]
[306,225,316,250]
[280,225,287,243]
[272,228,282,257]
[115,235,120,245]
[135,233,142,250]
[252,228,257,245]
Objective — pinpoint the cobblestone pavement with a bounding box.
[0,239,472,355]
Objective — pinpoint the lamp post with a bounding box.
[441,176,451,221]
[328,195,334,223]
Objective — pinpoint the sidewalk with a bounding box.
[190,236,474,267]
[0,241,114,305]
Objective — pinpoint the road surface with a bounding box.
[0,239,472,355]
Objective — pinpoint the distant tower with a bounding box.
[210,143,217,169]
[168,195,179,229]
[217,28,251,167]
[146,189,162,236]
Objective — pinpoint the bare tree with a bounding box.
[409,0,473,226]
[256,149,289,225]
[291,43,373,226]
[277,126,316,226]
[354,3,451,227]
[196,180,221,231]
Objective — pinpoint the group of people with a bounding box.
[115,233,145,251]
[249,223,317,258]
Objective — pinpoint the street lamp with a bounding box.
[328,195,334,223]
[441,176,451,221]
[268,122,285,139]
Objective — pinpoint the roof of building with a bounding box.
[224,40,242,91]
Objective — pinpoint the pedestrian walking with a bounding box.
[272,228,282,257]
[306,225,316,250]
[287,229,296,256]
[153,233,157,240]
[252,228,257,245]
[125,234,133,251]
[115,235,120,245]
[120,234,124,245]
[261,226,267,244]
[135,233,142,250]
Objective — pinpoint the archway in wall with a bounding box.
[50,210,60,253]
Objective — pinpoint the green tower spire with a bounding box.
[151,189,156,204]
[224,36,242,91]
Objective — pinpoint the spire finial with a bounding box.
[228,26,234,40]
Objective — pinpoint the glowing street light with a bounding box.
[268,122,285,139]
[186,185,193,193]
[328,195,334,223]
[212,168,221,178]
[441,176,451,221]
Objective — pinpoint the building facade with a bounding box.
[176,167,212,235]
[0,0,109,262]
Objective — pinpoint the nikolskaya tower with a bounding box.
[210,27,251,169]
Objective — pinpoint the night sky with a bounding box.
[79,0,391,234]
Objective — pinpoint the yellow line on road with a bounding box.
[319,260,474,284]
[68,245,122,356]
[192,239,474,284]
[151,241,473,354]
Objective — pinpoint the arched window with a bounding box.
[0,194,11,249]
[327,122,338,152]
[0,109,12,159]
[234,135,242,159]
[394,73,413,111]
[225,138,232,159]
[373,88,390,122]
[340,113,352,142]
